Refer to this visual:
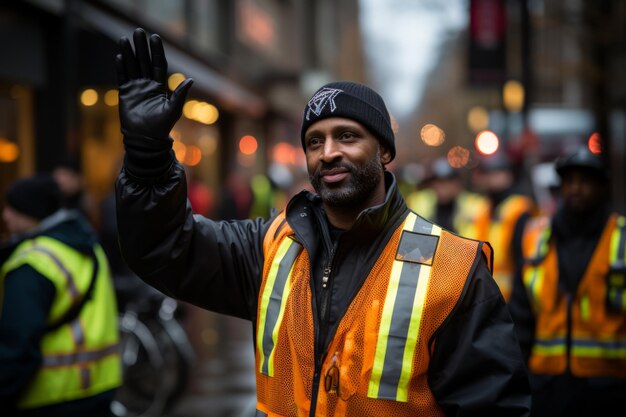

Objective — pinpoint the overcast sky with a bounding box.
[359,0,468,121]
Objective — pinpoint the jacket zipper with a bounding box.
[310,247,336,417]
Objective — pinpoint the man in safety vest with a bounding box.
[405,157,488,234]
[113,28,531,416]
[0,174,121,416]
[467,152,536,301]
[509,146,626,416]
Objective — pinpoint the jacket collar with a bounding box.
[285,170,408,246]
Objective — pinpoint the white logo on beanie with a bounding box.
[305,88,343,121]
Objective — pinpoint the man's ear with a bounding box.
[380,145,392,165]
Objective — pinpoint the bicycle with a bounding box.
[110,279,195,417]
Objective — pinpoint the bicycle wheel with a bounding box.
[156,315,196,410]
[111,311,170,417]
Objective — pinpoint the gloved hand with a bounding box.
[115,28,193,178]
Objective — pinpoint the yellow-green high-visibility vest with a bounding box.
[1,235,122,409]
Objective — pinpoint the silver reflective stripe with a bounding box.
[260,240,302,375]
[69,319,85,347]
[42,343,120,367]
[377,261,423,399]
[614,219,626,265]
[80,367,90,389]
[31,244,79,300]
[377,218,433,400]
[255,410,268,417]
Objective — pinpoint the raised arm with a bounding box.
[114,29,268,321]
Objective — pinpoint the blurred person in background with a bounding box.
[112,28,530,416]
[406,157,488,233]
[509,146,626,417]
[0,174,121,416]
[215,167,254,220]
[184,165,215,217]
[52,156,93,223]
[467,151,537,301]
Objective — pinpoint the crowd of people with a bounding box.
[0,26,624,417]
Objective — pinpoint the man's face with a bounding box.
[2,205,39,237]
[559,168,606,214]
[304,117,390,209]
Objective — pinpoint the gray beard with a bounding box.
[309,150,384,208]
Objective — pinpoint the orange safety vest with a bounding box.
[468,194,534,301]
[521,214,626,377]
[255,211,491,416]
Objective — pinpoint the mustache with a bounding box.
[316,161,353,174]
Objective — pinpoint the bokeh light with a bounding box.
[168,73,186,91]
[183,100,219,125]
[503,80,525,113]
[104,89,119,106]
[467,106,489,133]
[588,132,602,154]
[272,142,296,165]
[239,135,258,155]
[80,89,98,106]
[0,138,20,163]
[183,145,202,166]
[475,130,499,155]
[447,146,470,168]
[420,123,445,146]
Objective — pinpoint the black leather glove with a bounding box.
[115,28,193,178]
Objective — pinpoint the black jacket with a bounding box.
[116,161,531,416]
[0,210,116,417]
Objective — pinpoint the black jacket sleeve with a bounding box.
[0,266,55,410]
[507,260,536,363]
[115,161,273,321]
[428,252,531,416]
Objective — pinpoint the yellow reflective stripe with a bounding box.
[571,336,626,358]
[267,271,293,376]
[580,294,590,322]
[609,218,623,264]
[524,224,550,311]
[368,213,417,398]
[257,237,300,376]
[523,266,544,312]
[533,343,567,356]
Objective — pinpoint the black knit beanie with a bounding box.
[300,81,396,161]
[5,174,63,220]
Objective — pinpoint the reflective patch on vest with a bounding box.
[368,212,441,402]
[607,216,626,312]
[257,237,302,377]
[395,231,439,266]
[255,410,269,417]
[571,336,626,358]
[523,223,551,312]
[533,335,567,356]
